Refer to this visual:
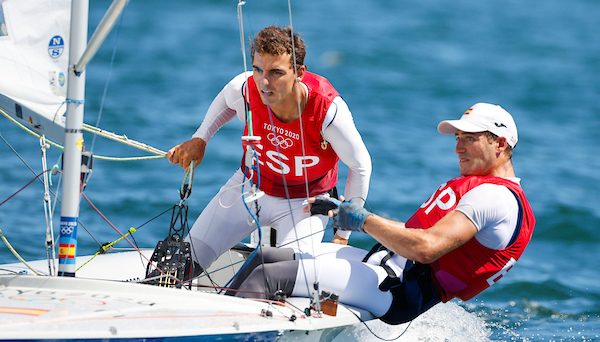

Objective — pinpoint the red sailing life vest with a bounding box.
[241,71,339,198]
[405,176,535,302]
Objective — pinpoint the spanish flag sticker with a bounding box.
[58,243,76,259]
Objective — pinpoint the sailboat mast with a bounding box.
[58,0,89,277]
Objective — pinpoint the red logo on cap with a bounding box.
[463,108,473,115]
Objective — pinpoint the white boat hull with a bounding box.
[0,248,374,341]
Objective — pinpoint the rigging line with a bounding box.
[75,203,174,272]
[84,205,173,272]
[2,133,158,270]
[93,154,164,161]
[286,0,320,251]
[0,124,55,187]
[51,101,67,124]
[30,167,104,249]
[237,0,253,134]
[179,161,195,204]
[0,109,63,150]
[343,304,414,341]
[218,178,253,209]
[2,109,165,159]
[0,268,20,275]
[230,0,269,294]
[133,205,174,230]
[82,124,166,156]
[75,226,137,272]
[128,233,146,270]
[40,136,57,275]
[0,169,51,208]
[40,168,104,249]
[237,1,249,77]
[284,0,322,305]
[218,175,264,294]
[218,172,265,293]
[88,5,126,158]
[0,228,45,275]
[245,20,316,310]
[0,138,62,252]
[76,208,111,248]
[260,91,316,301]
[80,192,143,255]
[277,226,328,248]
[235,1,314,305]
[248,182,273,302]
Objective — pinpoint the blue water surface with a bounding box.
[1,0,599,340]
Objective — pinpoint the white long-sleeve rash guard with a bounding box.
[192,72,372,239]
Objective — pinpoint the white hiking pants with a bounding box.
[185,169,329,269]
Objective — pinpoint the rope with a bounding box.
[0,169,50,208]
[1,108,63,149]
[75,197,174,272]
[40,136,58,275]
[232,0,322,311]
[76,227,137,271]
[82,124,166,157]
[231,0,273,299]
[286,2,325,309]
[342,305,414,341]
[80,193,143,254]
[0,136,170,276]
[179,161,195,203]
[1,108,165,161]
[258,46,318,315]
[0,228,44,275]
[93,154,164,161]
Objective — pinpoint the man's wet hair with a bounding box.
[251,26,306,69]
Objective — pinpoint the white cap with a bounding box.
[437,103,518,148]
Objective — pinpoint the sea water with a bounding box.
[1,0,599,340]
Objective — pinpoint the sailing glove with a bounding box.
[310,195,341,216]
[333,202,373,233]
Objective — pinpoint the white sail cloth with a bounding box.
[0,0,71,142]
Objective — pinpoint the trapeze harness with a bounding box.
[241,72,340,198]
[363,176,535,324]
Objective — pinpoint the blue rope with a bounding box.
[221,148,263,290]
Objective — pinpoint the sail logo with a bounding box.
[48,35,65,58]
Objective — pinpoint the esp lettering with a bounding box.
[254,144,320,176]
[420,182,457,214]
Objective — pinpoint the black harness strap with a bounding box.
[363,242,400,287]
[362,242,387,262]
[379,251,397,278]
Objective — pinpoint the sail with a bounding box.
[0,0,71,144]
